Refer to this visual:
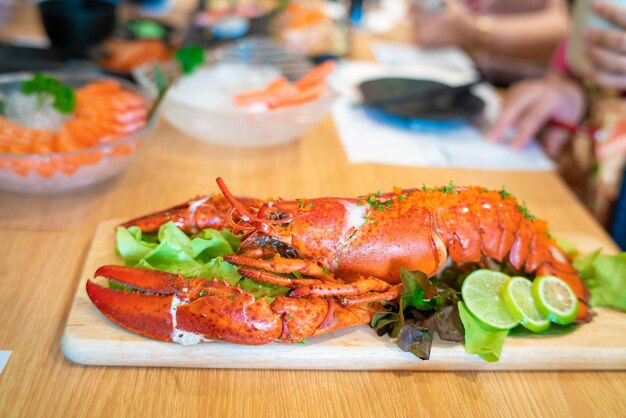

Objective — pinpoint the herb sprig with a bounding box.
[21,73,75,114]
[175,46,206,75]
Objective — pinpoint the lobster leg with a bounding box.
[340,284,402,305]
[236,266,392,298]
[224,254,334,280]
[287,277,392,298]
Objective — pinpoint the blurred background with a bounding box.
[0,0,624,248]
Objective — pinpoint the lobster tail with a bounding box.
[425,188,591,322]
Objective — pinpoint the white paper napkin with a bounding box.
[0,351,11,374]
[371,42,477,78]
[329,60,553,171]
[332,98,553,170]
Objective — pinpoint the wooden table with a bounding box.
[1,4,625,418]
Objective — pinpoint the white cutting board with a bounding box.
[61,220,626,370]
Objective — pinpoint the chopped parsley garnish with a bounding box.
[399,194,407,200]
[175,45,206,74]
[376,204,384,210]
[438,181,457,194]
[297,338,308,345]
[199,290,207,297]
[498,187,512,199]
[287,313,294,319]
[357,201,364,206]
[385,200,392,208]
[228,295,235,301]
[517,203,536,220]
[21,73,75,114]
[368,196,377,206]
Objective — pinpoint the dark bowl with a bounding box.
[39,0,117,58]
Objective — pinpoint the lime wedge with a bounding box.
[531,275,579,325]
[503,276,550,332]
[461,270,519,330]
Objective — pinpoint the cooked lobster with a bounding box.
[86,178,591,346]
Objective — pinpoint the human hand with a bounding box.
[487,75,586,157]
[410,0,477,48]
[583,1,626,89]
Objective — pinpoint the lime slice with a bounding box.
[502,277,550,332]
[461,270,519,330]
[531,275,579,325]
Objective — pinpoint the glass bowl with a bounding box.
[0,71,153,194]
[133,38,337,148]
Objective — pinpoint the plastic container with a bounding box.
[134,38,337,148]
[0,72,153,194]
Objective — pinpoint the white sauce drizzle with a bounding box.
[170,294,209,346]
[188,196,211,229]
[550,245,568,264]
[321,201,367,269]
[434,257,453,277]
[343,201,367,232]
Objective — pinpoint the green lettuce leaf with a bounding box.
[116,222,242,281]
[198,257,241,286]
[574,251,626,311]
[192,229,236,262]
[157,222,194,254]
[115,222,292,301]
[509,323,580,338]
[458,301,508,362]
[220,230,242,252]
[116,226,158,263]
[238,278,290,303]
[401,269,439,310]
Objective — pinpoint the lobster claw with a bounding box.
[120,194,265,233]
[86,265,283,345]
[86,266,182,342]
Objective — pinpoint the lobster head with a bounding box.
[216,178,447,283]
[217,177,368,270]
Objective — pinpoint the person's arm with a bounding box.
[413,0,569,61]
[479,0,569,60]
[486,72,586,157]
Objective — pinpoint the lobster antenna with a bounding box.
[215,178,293,236]
[216,177,258,223]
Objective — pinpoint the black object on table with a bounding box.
[38,0,116,59]
[0,44,67,73]
[359,77,485,121]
